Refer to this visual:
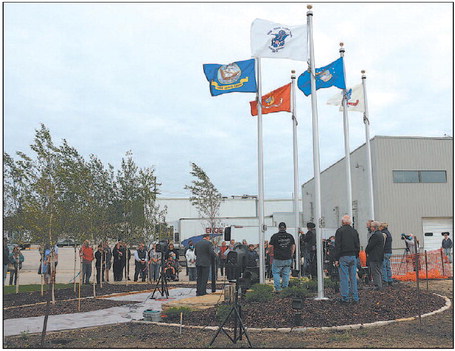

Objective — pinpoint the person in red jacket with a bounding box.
[79,240,94,284]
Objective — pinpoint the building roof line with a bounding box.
[302,135,453,187]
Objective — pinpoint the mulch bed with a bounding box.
[179,283,447,328]
[2,282,223,308]
[3,283,154,308]
[3,299,131,320]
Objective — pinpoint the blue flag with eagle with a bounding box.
[297,57,346,96]
[203,58,257,96]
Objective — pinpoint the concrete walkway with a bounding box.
[3,288,197,337]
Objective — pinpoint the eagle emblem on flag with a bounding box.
[268,27,292,53]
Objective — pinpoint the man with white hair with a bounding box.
[334,215,360,303]
[365,221,385,290]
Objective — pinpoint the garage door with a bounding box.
[422,217,453,251]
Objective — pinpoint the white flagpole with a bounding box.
[361,70,375,220]
[291,70,300,276]
[307,5,325,299]
[256,57,265,284]
[339,43,353,219]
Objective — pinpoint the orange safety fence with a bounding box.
[391,248,452,281]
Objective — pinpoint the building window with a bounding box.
[419,171,447,183]
[393,170,447,183]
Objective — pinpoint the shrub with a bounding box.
[303,279,318,292]
[244,283,273,302]
[281,285,312,299]
[289,277,311,288]
[250,283,274,294]
[324,278,339,290]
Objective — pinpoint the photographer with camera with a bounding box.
[402,233,420,271]
[195,233,216,296]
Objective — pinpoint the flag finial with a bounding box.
[339,42,345,55]
[307,4,312,9]
[361,70,366,79]
[291,70,296,79]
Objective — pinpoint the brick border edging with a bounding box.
[132,293,452,333]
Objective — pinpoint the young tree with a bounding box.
[184,162,223,235]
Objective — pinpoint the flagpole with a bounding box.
[307,5,325,299]
[339,43,353,219]
[361,70,375,220]
[291,70,300,277]
[256,57,265,284]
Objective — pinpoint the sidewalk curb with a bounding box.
[131,292,452,333]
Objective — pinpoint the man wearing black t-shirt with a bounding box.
[269,222,295,292]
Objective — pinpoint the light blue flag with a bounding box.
[297,57,346,96]
[203,58,257,96]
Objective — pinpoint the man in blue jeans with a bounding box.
[380,222,393,285]
[270,222,295,292]
[334,215,360,303]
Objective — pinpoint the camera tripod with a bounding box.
[208,278,252,348]
[150,256,169,299]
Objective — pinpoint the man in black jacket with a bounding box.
[334,215,360,303]
[303,222,316,277]
[270,222,295,292]
[195,234,216,296]
[366,221,385,290]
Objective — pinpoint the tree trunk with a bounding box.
[92,257,96,298]
[50,251,55,304]
[40,249,45,296]
[73,246,77,293]
[15,256,19,294]
[100,249,104,289]
[78,253,82,312]
[40,282,52,347]
[125,244,129,286]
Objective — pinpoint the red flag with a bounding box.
[250,83,291,116]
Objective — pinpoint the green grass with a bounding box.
[3,283,74,294]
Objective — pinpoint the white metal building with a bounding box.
[302,136,453,250]
[157,196,303,245]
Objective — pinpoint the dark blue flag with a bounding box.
[203,58,257,96]
[297,57,346,96]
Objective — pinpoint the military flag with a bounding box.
[250,18,307,61]
[326,83,365,112]
[203,58,257,96]
[250,83,291,116]
[297,57,346,96]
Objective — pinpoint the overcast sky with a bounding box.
[4,2,453,199]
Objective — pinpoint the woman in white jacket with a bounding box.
[186,242,197,281]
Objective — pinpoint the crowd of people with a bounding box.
[2,223,453,294]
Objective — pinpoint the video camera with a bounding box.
[155,240,169,253]
[400,233,411,240]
